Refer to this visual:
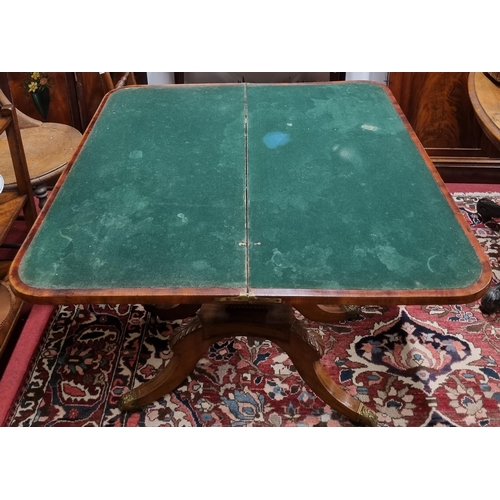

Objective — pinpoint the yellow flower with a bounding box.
[31,72,40,80]
[28,82,38,92]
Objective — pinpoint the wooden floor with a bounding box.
[446,183,499,193]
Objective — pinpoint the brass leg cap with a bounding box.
[357,403,378,427]
[118,389,140,412]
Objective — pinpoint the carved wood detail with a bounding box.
[290,320,325,357]
[170,315,202,347]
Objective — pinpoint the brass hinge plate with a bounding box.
[215,293,282,304]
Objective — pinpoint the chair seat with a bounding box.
[0,122,82,187]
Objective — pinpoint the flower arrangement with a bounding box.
[22,72,52,93]
[22,72,53,120]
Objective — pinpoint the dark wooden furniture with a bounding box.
[389,72,500,183]
[468,72,500,151]
[9,83,492,426]
[0,72,148,133]
[0,103,37,359]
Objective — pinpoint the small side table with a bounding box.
[0,122,82,207]
[468,72,500,151]
[468,72,500,314]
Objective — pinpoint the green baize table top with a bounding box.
[15,82,485,301]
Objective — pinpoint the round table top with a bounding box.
[0,122,82,188]
[468,72,500,151]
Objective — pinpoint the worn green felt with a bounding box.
[246,83,482,290]
[19,86,247,289]
[19,83,483,294]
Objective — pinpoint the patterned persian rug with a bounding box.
[5,193,500,427]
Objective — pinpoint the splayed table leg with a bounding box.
[118,315,210,411]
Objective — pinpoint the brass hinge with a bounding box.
[215,293,282,303]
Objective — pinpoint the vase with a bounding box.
[31,87,50,120]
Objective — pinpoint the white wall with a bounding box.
[147,72,175,84]
[146,72,389,85]
[345,72,388,84]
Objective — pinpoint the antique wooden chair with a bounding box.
[0,101,38,359]
[99,72,137,93]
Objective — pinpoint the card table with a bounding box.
[9,82,491,426]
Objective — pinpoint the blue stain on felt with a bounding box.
[263,131,291,149]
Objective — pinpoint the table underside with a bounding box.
[15,83,485,302]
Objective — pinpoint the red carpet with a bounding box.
[2,189,500,426]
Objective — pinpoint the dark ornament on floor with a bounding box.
[477,198,500,222]
[480,284,500,314]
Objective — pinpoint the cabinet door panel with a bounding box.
[389,72,483,152]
